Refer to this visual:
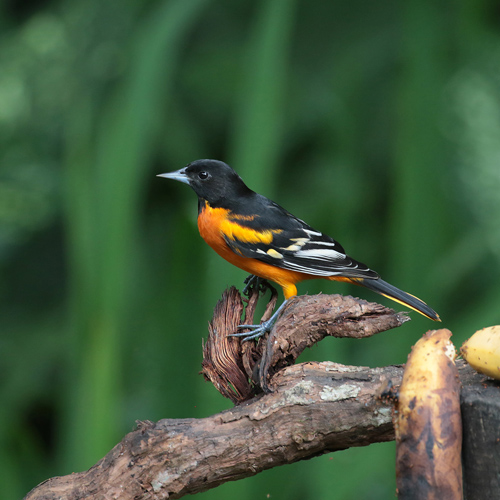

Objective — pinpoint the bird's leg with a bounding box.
[230,299,289,341]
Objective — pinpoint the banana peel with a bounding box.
[461,325,500,380]
[395,329,462,500]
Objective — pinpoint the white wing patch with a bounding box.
[275,261,348,276]
[293,248,345,260]
[304,240,340,246]
[303,229,322,237]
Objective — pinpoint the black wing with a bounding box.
[223,195,379,279]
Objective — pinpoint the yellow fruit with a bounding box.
[461,325,500,380]
[396,329,462,500]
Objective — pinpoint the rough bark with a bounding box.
[201,288,409,399]
[23,285,497,500]
[259,293,409,391]
[24,362,485,500]
[25,362,403,500]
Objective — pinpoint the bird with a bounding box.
[158,159,440,339]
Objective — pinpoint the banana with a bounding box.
[396,329,462,500]
[461,325,500,380]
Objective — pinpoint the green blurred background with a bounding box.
[2,0,500,498]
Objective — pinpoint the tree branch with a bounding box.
[201,288,409,399]
[24,288,485,500]
[25,361,481,500]
[25,361,404,500]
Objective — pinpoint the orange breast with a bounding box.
[197,203,310,299]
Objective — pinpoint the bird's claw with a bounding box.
[229,319,274,341]
[229,299,289,342]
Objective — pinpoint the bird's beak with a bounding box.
[157,168,190,185]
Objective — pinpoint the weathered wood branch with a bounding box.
[259,293,409,391]
[26,291,412,500]
[26,362,403,500]
[24,362,484,500]
[202,288,409,399]
[23,288,497,500]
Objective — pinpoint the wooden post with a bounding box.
[461,375,500,499]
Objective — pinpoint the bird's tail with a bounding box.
[349,277,440,321]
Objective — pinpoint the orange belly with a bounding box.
[197,203,313,299]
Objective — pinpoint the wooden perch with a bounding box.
[23,286,499,500]
[202,286,409,399]
[259,292,409,391]
[26,289,412,500]
[23,362,486,500]
[26,362,403,500]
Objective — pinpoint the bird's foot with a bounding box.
[230,300,288,341]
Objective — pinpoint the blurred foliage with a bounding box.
[1,0,500,498]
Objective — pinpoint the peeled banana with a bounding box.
[461,325,500,380]
[396,329,462,500]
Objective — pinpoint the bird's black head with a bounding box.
[158,159,253,207]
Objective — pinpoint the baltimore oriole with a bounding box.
[159,159,440,339]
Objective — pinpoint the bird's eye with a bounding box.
[198,171,210,180]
